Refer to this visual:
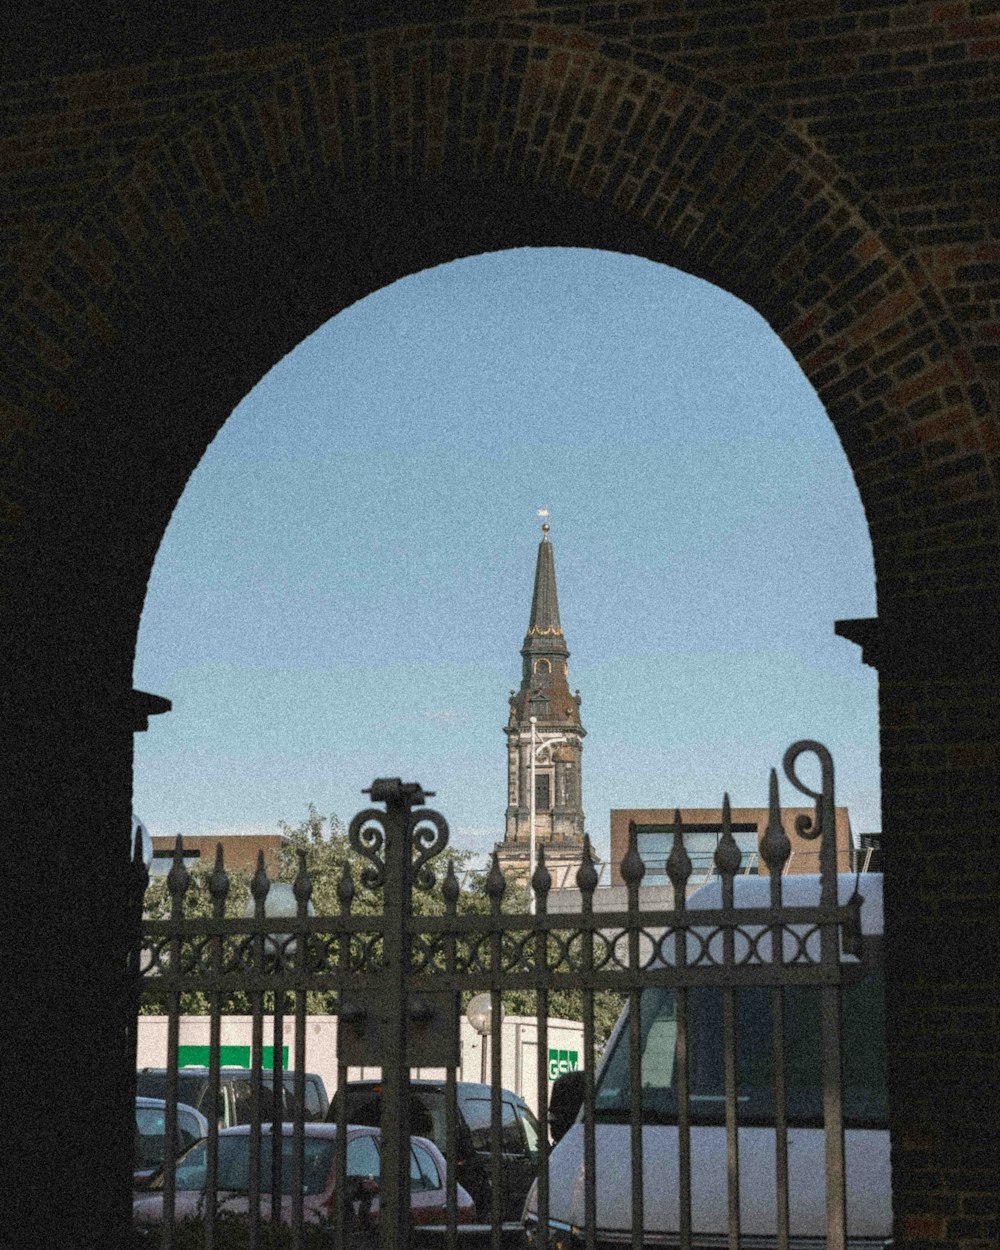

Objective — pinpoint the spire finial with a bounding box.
[538,507,549,539]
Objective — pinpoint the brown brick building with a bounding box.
[3,4,999,1246]
[148,832,286,878]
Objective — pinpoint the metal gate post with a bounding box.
[783,742,848,1250]
[369,778,422,1250]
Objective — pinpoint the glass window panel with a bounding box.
[517,1104,540,1159]
[346,1133,381,1180]
[501,1101,522,1152]
[462,1097,493,1151]
[409,1091,443,1143]
[171,1140,208,1191]
[301,1079,322,1120]
[177,1109,203,1148]
[412,1144,441,1190]
[594,952,886,1129]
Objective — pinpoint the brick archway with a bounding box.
[4,26,995,600]
[3,21,997,1250]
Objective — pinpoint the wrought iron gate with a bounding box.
[136,740,872,1250]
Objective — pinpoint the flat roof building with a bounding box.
[609,805,854,888]
[149,833,285,878]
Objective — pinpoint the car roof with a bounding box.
[135,1096,208,1131]
[219,1122,362,1137]
[345,1079,528,1103]
[138,1068,322,1079]
[217,1122,434,1143]
[136,1096,206,1116]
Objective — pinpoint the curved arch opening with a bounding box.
[133,246,878,865]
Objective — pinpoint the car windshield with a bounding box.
[594,954,887,1129]
[160,1135,337,1195]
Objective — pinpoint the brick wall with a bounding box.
[1,4,997,1247]
[2,2,997,395]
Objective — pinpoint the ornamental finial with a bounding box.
[538,507,549,539]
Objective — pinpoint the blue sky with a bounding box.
[133,247,879,867]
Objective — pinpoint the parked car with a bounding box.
[523,873,890,1248]
[135,1067,329,1127]
[328,1080,541,1227]
[134,1096,208,1187]
[132,1122,476,1230]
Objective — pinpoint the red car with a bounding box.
[132,1122,476,1230]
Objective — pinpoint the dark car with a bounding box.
[136,1067,329,1127]
[327,1080,540,1226]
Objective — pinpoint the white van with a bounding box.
[524,873,891,1248]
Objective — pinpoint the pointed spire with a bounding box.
[250,849,270,915]
[167,833,190,916]
[760,768,792,876]
[714,794,743,879]
[666,809,692,907]
[293,849,313,913]
[209,843,230,911]
[526,520,563,640]
[513,518,578,727]
[442,859,460,913]
[531,843,553,906]
[486,848,507,905]
[576,834,599,897]
[621,820,647,895]
[336,861,355,914]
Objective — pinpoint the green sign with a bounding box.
[177,1044,289,1068]
[548,1048,579,1080]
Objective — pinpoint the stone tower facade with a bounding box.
[497,523,586,881]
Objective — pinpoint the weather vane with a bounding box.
[537,506,550,537]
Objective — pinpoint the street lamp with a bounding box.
[528,715,573,915]
[466,993,505,1083]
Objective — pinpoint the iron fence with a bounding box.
[134,740,874,1250]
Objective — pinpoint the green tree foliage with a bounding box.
[140,806,623,1050]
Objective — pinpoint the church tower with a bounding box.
[497,520,586,881]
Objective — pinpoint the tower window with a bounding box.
[534,775,551,811]
[533,658,551,674]
[529,692,550,717]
